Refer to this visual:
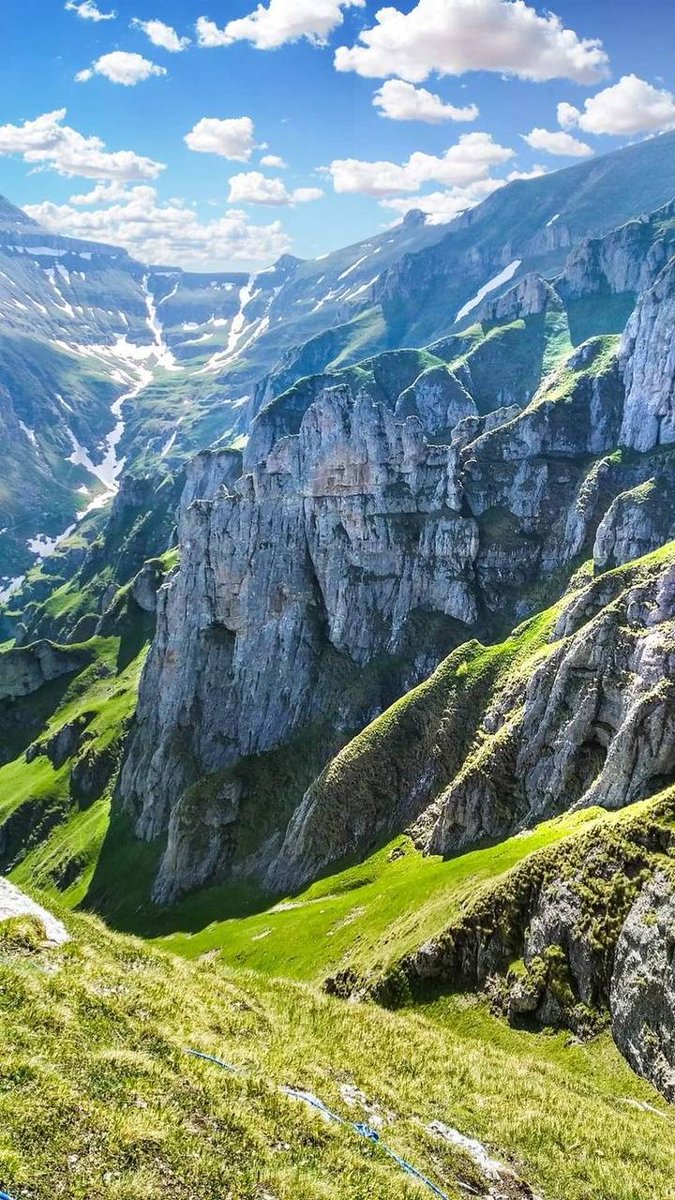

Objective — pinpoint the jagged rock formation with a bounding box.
[334,792,675,1100]
[120,379,485,891]
[593,473,675,569]
[5,133,675,584]
[0,641,88,701]
[611,872,675,1101]
[118,182,675,904]
[515,560,675,823]
[270,547,675,890]
[620,255,675,450]
[5,140,675,1118]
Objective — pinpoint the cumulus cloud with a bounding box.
[0,109,164,181]
[76,50,167,85]
[382,180,503,222]
[131,18,190,52]
[381,165,547,224]
[25,187,292,269]
[326,131,515,196]
[335,0,608,85]
[69,181,129,205]
[196,0,364,50]
[228,171,323,205]
[522,127,593,157]
[558,74,675,136]
[65,0,116,21]
[260,153,287,168]
[185,116,256,161]
[374,79,478,123]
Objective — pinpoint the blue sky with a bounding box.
[1,0,674,268]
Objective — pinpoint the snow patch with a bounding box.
[0,576,24,605]
[198,275,267,374]
[338,253,370,282]
[0,877,70,945]
[27,526,76,558]
[142,274,181,372]
[429,1121,543,1199]
[18,421,38,448]
[455,259,522,324]
[341,274,380,303]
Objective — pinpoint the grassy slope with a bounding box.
[1,906,673,1200]
[158,810,605,979]
[5,549,674,975]
[0,566,674,1200]
[2,549,675,1199]
[0,634,147,908]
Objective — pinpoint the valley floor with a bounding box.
[156,809,607,981]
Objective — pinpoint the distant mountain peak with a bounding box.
[0,194,39,230]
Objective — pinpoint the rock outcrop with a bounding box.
[0,641,88,702]
[120,380,484,887]
[620,255,675,450]
[271,547,675,889]
[611,872,675,1101]
[120,208,675,903]
[0,877,70,945]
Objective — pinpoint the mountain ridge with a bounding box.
[2,132,675,1134]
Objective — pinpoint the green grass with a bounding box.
[0,903,673,1200]
[2,538,675,1198]
[0,634,148,905]
[157,809,608,981]
[531,333,620,410]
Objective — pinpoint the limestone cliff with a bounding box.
[119,199,675,905]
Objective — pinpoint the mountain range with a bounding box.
[2,130,675,1199]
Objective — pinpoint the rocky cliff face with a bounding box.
[120,379,486,898]
[5,135,675,585]
[621,255,675,451]
[119,189,675,904]
[270,545,675,891]
[611,872,675,1101]
[5,146,675,1119]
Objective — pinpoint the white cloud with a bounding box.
[69,180,129,205]
[0,109,164,181]
[373,79,478,123]
[326,131,515,196]
[558,74,675,136]
[381,164,548,224]
[293,187,325,203]
[194,17,235,47]
[382,180,503,223]
[260,153,287,168]
[76,50,167,85]
[335,0,608,85]
[196,0,365,51]
[25,187,292,269]
[185,117,256,161]
[522,127,593,157]
[228,171,323,205]
[131,18,190,52]
[65,0,116,21]
[506,165,548,182]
